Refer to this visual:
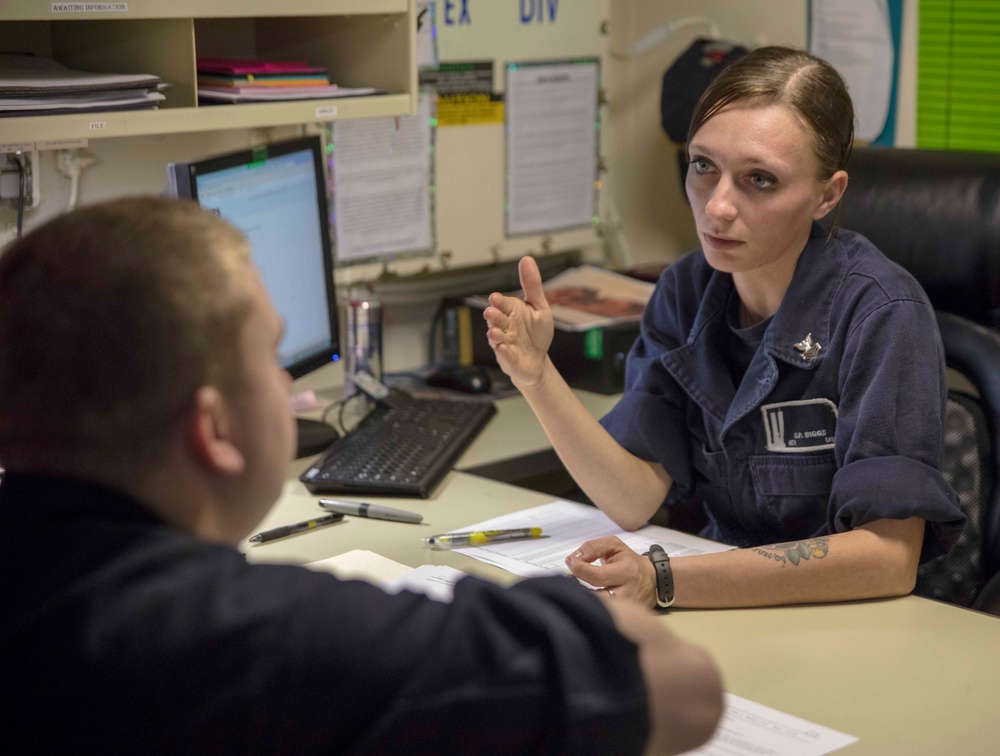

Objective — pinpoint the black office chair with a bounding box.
[840,146,1000,608]
[972,567,1000,616]
[918,313,1000,606]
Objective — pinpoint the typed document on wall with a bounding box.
[505,59,600,236]
[331,92,435,264]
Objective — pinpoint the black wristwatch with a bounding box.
[644,544,675,608]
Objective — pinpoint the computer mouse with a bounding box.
[426,364,492,394]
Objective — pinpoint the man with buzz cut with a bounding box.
[0,197,722,755]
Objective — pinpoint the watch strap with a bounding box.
[645,543,675,608]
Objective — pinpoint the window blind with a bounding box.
[918,0,1000,152]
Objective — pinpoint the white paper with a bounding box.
[382,564,465,602]
[449,499,731,577]
[416,1,438,70]
[0,52,160,93]
[0,91,163,111]
[307,550,465,603]
[306,549,413,582]
[506,60,600,236]
[809,0,894,141]
[683,693,858,756]
[198,86,377,102]
[332,91,434,263]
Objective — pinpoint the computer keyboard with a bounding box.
[299,393,497,498]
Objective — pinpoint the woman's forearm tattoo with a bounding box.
[751,537,830,567]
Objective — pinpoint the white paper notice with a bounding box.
[450,499,731,577]
[506,60,599,236]
[683,694,858,756]
[809,0,894,141]
[416,1,438,70]
[332,91,434,263]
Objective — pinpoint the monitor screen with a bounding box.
[176,136,339,379]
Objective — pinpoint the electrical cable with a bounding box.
[320,397,347,432]
[611,15,722,59]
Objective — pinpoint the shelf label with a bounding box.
[88,121,108,132]
[315,105,338,119]
[0,142,35,154]
[36,138,89,151]
[51,3,129,12]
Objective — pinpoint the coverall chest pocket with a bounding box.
[749,453,837,532]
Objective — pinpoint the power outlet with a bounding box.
[0,151,40,210]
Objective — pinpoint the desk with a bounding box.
[252,389,1000,755]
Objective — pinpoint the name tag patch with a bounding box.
[761,399,837,453]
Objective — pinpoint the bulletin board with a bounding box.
[338,0,606,284]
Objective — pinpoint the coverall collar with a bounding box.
[662,224,842,432]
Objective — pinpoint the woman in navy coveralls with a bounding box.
[484,47,964,609]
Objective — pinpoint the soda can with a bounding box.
[344,288,383,399]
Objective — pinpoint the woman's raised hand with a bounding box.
[483,256,555,389]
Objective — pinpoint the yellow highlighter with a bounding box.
[424,527,543,549]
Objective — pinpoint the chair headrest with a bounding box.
[839,146,1000,328]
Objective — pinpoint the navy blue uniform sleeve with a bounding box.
[348,575,650,754]
[831,298,965,559]
[243,567,650,754]
[599,268,695,495]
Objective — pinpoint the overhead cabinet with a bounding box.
[0,0,416,143]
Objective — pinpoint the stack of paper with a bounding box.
[0,54,163,117]
[306,549,465,603]
[196,57,379,103]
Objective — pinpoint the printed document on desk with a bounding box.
[683,693,858,756]
[452,500,731,577]
[307,549,463,602]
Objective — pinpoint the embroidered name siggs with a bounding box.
[761,399,838,453]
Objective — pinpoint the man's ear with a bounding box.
[813,169,849,220]
[189,385,246,476]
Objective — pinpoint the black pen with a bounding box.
[248,513,344,543]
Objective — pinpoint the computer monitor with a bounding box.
[172,135,340,457]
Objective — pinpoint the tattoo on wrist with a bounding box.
[750,537,830,567]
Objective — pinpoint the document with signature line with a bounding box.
[682,694,858,756]
[451,499,732,577]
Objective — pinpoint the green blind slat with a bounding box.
[918,0,1000,152]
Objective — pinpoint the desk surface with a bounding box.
[254,389,1000,755]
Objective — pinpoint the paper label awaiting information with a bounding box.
[52,3,128,12]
